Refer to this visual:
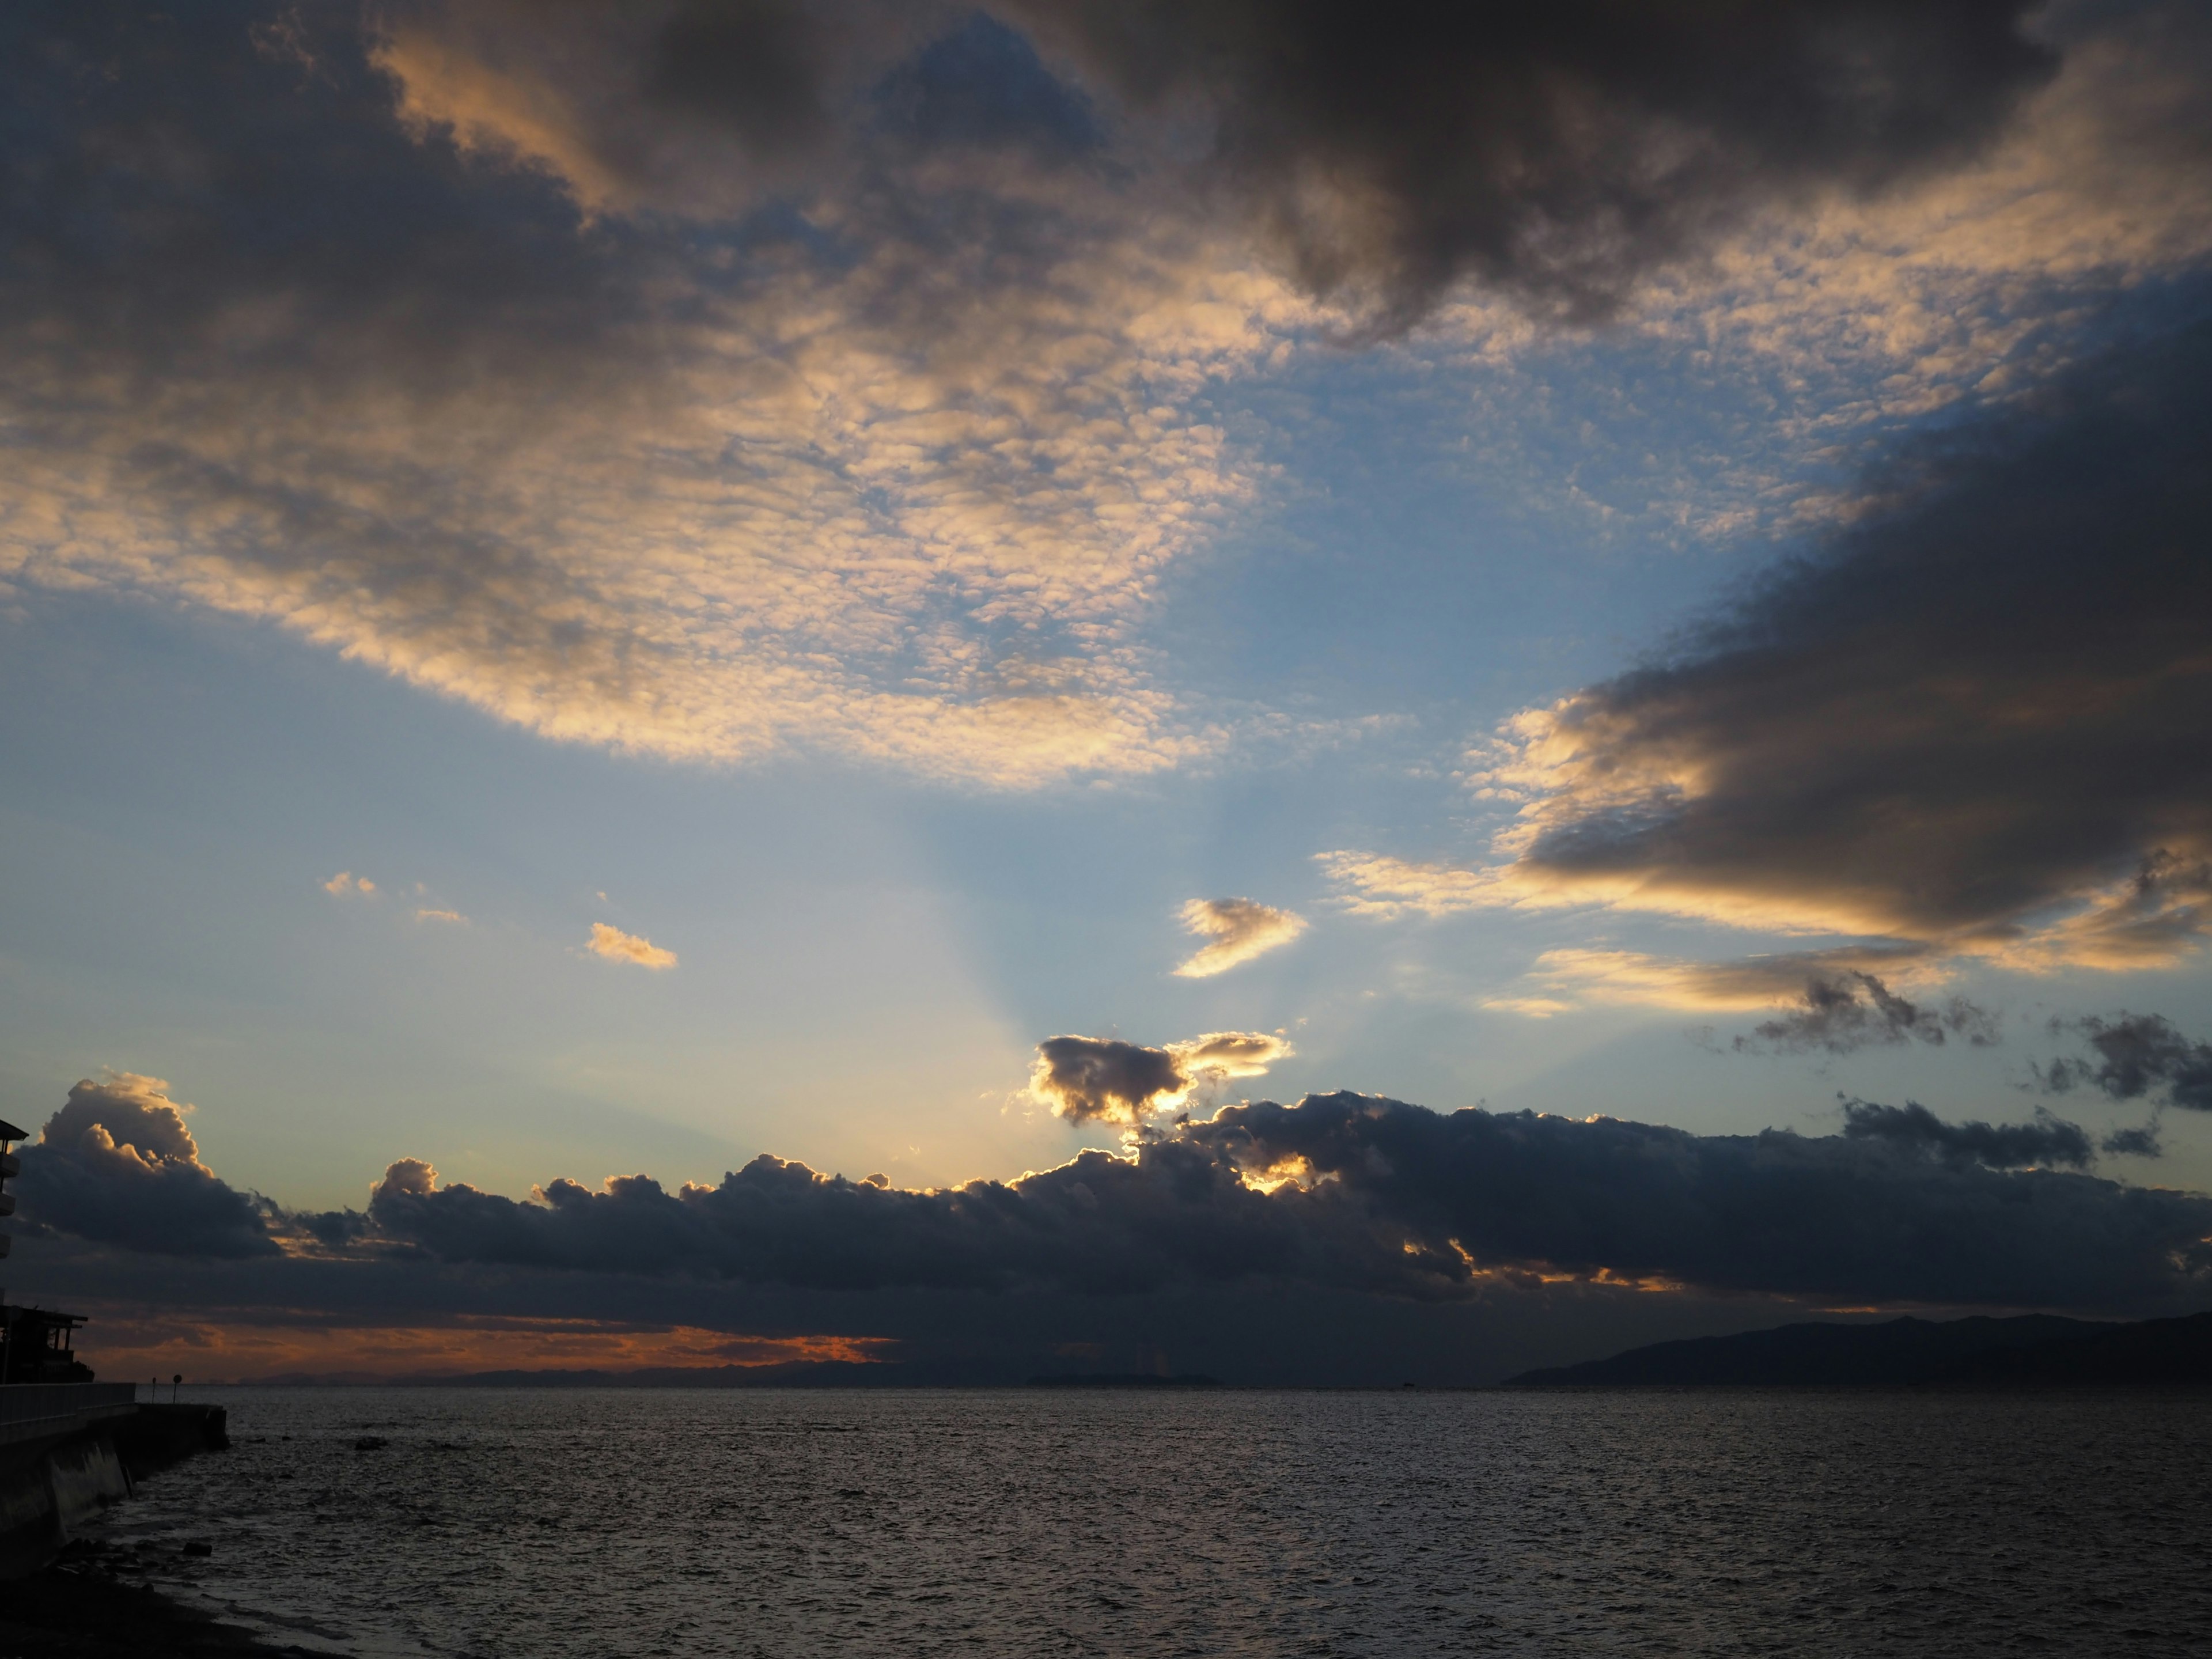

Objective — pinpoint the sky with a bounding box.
[3,0,2211,1385]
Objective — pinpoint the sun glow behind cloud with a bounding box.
[70,1307,893,1384]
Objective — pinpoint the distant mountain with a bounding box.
[1026,1373,1222,1388]
[1938,1312,2212,1385]
[1504,1312,2212,1387]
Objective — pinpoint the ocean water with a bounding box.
[90,1387,2212,1657]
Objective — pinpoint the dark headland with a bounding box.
[1505,1310,2212,1387]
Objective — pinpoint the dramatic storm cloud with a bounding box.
[15,1075,276,1258]
[1332,314,2212,971]
[1172,897,1306,978]
[1008,0,2055,327]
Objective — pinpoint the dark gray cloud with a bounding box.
[360,1142,1404,1297]
[330,1095,2212,1312]
[1837,1098,2091,1170]
[20,1072,2209,1311]
[1186,1094,2211,1310]
[1006,0,2054,325]
[15,1075,278,1259]
[1467,311,2212,963]
[2100,1123,2164,1160]
[2044,1014,2212,1111]
[1737,973,1999,1054]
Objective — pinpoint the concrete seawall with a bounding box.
[0,1390,228,1577]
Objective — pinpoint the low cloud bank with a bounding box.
[1187,1095,2211,1310]
[1838,1099,2090,1170]
[20,1072,2209,1313]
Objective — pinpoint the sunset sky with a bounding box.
[3,0,2210,1384]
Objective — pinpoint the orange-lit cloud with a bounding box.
[1512,947,1943,1014]
[1172,897,1306,978]
[12,6,2203,794]
[587,922,677,970]
[323,871,376,896]
[1328,308,2212,982]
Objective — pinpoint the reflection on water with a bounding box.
[96,1387,2212,1656]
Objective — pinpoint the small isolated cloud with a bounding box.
[2043,1013,2212,1112]
[587,922,677,970]
[1030,1030,1293,1124]
[1736,974,1999,1055]
[2101,1123,2164,1160]
[323,872,376,896]
[415,908,467,925]
[1172,897,1306,978]
[1480,997,1574,1019]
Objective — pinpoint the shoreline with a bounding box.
[9,1545,321,1658]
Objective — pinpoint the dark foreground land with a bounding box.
[7,1544,310,1658]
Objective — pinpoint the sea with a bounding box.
[88,1386,2212,1657]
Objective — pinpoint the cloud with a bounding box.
[0,3,1300,787]
[2043,1014,2212,1113]
[415,907,467,924]
[1028,1029,1293,1124]
[323,872,376,896]
[1009,0,2056,329]
[2101,1124,2164,1160]
[1171,897,1306,978]
[360,1145,1355,1296]
[1508,945,1938,1013]
[1315,851,1493,919]
[1330,312,2212,970]
[338,1091,2212,1310]
[3,4,2198,795]
[1736,974,1998,1055]
[1187,1093,2212,1310]
[18,1073,2209,1315]
[587,923,678,969]
[14,1075,278,1258]
[1836,1098,2090,1170]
